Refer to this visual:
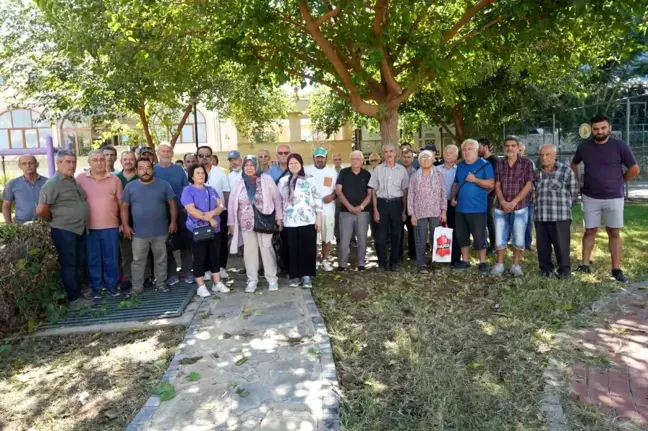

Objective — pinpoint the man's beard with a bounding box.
[593,131,610,142]
[140,175,153,183]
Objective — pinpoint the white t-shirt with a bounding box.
[207,166,230,207]
[305,165,338,217]
[228,170,242,192]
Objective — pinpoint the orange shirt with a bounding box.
[75,171,123,230]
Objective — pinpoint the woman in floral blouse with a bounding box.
[407,150,447,273]
[228,156,283,293]
[278,153,322,288]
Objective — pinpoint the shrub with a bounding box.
[0,221,64,334]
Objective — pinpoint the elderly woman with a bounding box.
[181,164,230,297]
[228,156,283,293]
[278,153,322,288]
[408,150,447,273]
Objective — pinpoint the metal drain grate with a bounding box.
[41,283,197,328]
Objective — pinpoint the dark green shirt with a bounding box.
[116,170,139,189]
[39,172,89,235]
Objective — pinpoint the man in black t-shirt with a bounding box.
[335,150,373,272]
[479,138,498,253]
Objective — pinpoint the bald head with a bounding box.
[18,155,38,175]
[539,144,557,169]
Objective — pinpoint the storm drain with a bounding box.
[41,283,197,328]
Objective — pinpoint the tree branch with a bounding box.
[316,7,341,27]
[442,0,497,43]
[373,0,402,95]
[169,100,195,148]
[428,110,458,142]
[450,15,504,46]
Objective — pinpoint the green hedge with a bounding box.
[0,221,64,334]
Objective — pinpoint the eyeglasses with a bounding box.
[277,151,289,155]
[197,153,211,158]
[369,159,379,163]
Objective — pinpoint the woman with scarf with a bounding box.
[228,156,283,293]
[278,153,322,288]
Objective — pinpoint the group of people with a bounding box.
[1,114,639,309]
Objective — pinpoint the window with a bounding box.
[0,109,53,149]
[62,118,93,155]
[153,109,207,145]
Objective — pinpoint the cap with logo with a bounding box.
[227,150,241,160]
[313,147,328,157]
[138,146,154,154]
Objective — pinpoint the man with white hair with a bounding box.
[257,149,271,172]
[436,145,461,265]
[369,143,409,272]
[450,139,494,273]
[155,143,192,284]
[267,144,291,183]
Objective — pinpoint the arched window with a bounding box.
[0,109,53,149]
[61,118,93,155]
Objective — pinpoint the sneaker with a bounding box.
[184,275,196,284]
[119,280,132,291]
[612,269,628,283]
[377,265,388,273]
[245,281,258,293]
[478,263,490,274]
[212,282,231,293]
[167,276,179,286]
[92,293,102,300]
[289,278,300,287]
[576,264,591,274]
[131,286,143,295]
[196,285,211,297]
[68,298,91,311]
[357,266,366,272]
[219,268,229,279]
[453,261,471,271]
[510,264,524,277]
[157,285,170,293]
[108,291,120,297]
[418,266,429,274]
[540,271,553,278]
[490,263,505,276]
[336,266,346,273]
[302,276,313,288]
[322,261,334,272]
[390,264,401,273]
[268,282,279,292]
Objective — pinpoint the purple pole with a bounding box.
[46,136,55,177]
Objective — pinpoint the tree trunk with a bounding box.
[137,104,155,148]
[452,105,465,144]
[169,101,195,148]
[379,108,399,145]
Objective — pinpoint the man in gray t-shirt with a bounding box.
[2,155,48,223]
[121,158,177,294]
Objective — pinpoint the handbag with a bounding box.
[193,188,217,241]
[253,205,278,234]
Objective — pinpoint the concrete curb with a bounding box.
[126,297,210,431]
[541,280,648,431]
[303,289,341,431]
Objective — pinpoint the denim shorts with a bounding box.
[494,207,528,250]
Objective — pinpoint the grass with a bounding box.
[0,327,184,431]
[312,203,648,430]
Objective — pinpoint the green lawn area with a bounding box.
[313,203,648,430]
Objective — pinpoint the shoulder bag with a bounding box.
[193,188,217,241]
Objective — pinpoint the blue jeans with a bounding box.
[494,207,528,250]
[86,228,120,295]
[51,227,86,301]
[525,203,534,248]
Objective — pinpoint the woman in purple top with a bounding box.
[181,164,230,297]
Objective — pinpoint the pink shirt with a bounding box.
[76,171,123,230]
[407,169,447,219]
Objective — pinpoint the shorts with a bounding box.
[318,214,335,244]
[455,212,487,250]
[494,207,528,250]
[582,195,624,229]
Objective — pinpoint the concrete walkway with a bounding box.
[128,267,339,431]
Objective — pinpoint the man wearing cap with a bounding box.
[305,147,338,272]
[227,150,243,190]
[2,155,48,224]
[135,146,155,162]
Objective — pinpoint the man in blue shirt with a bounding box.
[267,144,291,183]
[450,139,495,273]
[153,143,192,285]
[2,155,48,223]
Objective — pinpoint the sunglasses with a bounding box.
[197,153,211,158]
[370,159,379,163]
[277,151,290,155]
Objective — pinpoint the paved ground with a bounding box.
[570,288,648,425]
[130,266,338,431]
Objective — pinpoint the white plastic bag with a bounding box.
[432,226,453,263]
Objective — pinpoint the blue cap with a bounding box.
[313,147,328,157]
[227,150,241,160]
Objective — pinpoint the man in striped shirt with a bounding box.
[535,144,578,278]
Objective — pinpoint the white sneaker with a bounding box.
[322,261,334,272]
[490,263,505,276]
[245,281,257,293]
[268,282,278,292]
[212,282,230,293]
[510,264,524,277]
[196,285,211,298]
[219,268,229,279]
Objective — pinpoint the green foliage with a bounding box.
[0,221,64,333]
[186,372,201,382]
[153,381,176,401]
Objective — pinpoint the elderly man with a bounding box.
[258,149,271,173]
[332,153,343,173]
[121,158,177,294]
[478,138,498,253]
[572,114,640,283]
[155,143,192,284]
[267,144,291,183]
[336,150,372,272]
[76,150,123,298]
[451,139,495,273]
[197,145,231,279]
[491,137,534,277]
[369,143,409,272]
[435,145,460,265]
[36,150,89,308]
[305,147,338,271]
[535,144,578,278]
[183,153,198,175]
[2,155,48,223]
[102,145,118,173]
[367,153,380,172]
[227,150,243,189]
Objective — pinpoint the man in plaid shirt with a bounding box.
[535,144,578,278]
[492,137,534,277]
